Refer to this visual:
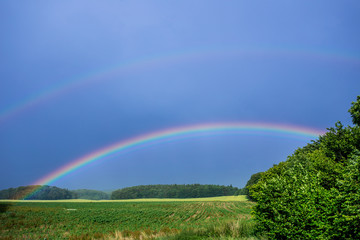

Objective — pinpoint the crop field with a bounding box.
[0,197,258,240]
[0,195,248,203]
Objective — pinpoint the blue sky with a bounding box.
[0,1,359,190]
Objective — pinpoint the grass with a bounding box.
[0,196,264,239]
[160,220,266,240]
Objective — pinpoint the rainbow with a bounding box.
[1,45,359,124]
[23,122,326,199]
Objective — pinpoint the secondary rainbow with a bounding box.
[23,122,325,199]
[1,45,359,123]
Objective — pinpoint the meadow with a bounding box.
[0,196,264,240]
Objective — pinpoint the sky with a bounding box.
[0,1,359,191]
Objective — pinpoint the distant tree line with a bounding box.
[0,186,112,200]
[111,184,239,199]
[71,189,110,200]
[0,184,240,200]
[0,185,76,200]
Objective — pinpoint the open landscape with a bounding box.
[1,1,359,239]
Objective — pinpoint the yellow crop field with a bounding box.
[0,195,248,203]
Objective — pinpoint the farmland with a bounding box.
[0,196,261,239]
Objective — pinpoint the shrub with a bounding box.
[249,97,360,239]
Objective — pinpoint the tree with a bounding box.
[234,172,263,198]
[333,152,360,239]
[245,172,263,199]
[349,95,360,126]
[249,96,360,239]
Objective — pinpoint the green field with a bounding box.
[0,196,263,239]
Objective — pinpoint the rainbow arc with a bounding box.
[1,45,359,123]
[23,122,325,199]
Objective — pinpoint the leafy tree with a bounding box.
[250,149,339,239]
[249,96,360,239]
[235,172,263,198]
[349,95,360,126]
[245,172,263,199]
[333,151,360,239]
[319,121,360,163]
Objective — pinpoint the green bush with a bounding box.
[249,96,360,239]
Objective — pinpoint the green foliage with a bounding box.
[250,150,337,239]
[234,188,247,196]
[349,95,360,126]
[71,189,110,200]
[245,172,263,199]
[249,96,360,239]
[234,172,263,198]
[245,172,263,189]
[0,185,77,200]
[334,152,360,239]
[111,184,239,200]
[319,121,360,163]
